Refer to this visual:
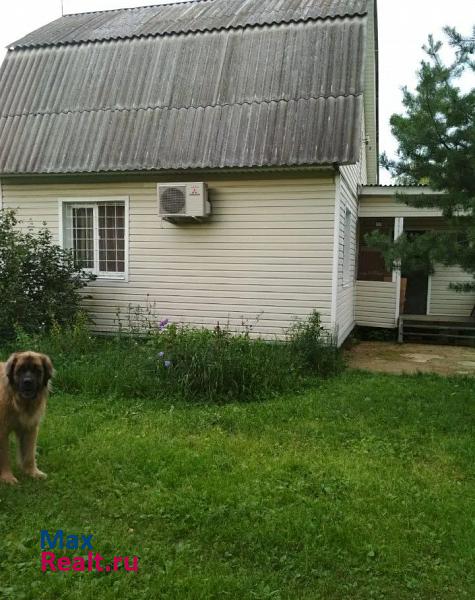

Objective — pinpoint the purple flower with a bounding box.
[158,351,165,358]
[159,318,169,330]
[164,360,172,369]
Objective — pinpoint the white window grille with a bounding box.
[61,198,128,279]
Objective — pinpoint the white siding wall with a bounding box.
[2,176,336,338]
[355,281,398,328]
[429,265,475,317]
[359,196,442,218]
[355,264,474,326]
[334,114,368,345]
[334,171,358,344]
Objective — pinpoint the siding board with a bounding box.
[429,265,475,317]
[355,280,397,328]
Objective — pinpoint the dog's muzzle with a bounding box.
[19,377,37,399]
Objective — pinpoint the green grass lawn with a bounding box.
[0,371,474,599]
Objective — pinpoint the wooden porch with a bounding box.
[398,314,475,345]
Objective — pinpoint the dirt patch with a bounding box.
[346,341,475,376]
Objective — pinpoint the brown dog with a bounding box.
[0,351,53,484]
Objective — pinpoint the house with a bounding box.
[0,0,473,344]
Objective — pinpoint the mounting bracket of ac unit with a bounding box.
[162,215,209,225]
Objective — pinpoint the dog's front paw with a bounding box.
[31,469,48,479]
[27,469,47,480]
[1,472,19,485]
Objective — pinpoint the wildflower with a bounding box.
[158,351,164,358]
[164,360,172,368]
[159,318,169,330]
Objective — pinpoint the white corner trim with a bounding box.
[393,217,404,323]
[394,217,405,240]
[394,265,402,324]
[426,274,432,315]
[58,196,130,283]
[330,174,342,331]
[57,199,64,246]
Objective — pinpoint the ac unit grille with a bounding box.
[159,186,186,214]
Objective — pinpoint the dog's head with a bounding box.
[5,352,53,401]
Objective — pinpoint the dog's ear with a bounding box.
[5,353,18,386]
[41,354,54,386]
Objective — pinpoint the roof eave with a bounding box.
[0,164,338,182]
[358,185,445,197]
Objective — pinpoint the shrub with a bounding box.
[287,310,345,376]
[14,311,95,357]
[0,209,94,340]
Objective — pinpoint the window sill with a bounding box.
[92,274,128,283]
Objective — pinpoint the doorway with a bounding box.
[402,270,429,315]
[401,230,429,315]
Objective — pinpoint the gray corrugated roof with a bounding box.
[0,97,362,173]
[0,0,369,175]
[1,22,366,116]
[11,0,368,47]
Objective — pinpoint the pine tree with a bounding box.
[370,26,475,291]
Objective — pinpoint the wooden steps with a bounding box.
[398,315,475,346]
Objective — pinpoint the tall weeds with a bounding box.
[2,309,343,403]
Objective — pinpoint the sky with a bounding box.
[0,0,473,183]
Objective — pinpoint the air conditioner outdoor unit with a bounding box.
[157,182,210,221]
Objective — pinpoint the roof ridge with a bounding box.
[12,12,368,50]
[63,0,211,19]
[0,93,364,121]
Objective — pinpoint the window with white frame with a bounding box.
[343,207,353,285]
[61,199,127,278]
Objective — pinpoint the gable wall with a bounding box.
[1,175,336,338]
